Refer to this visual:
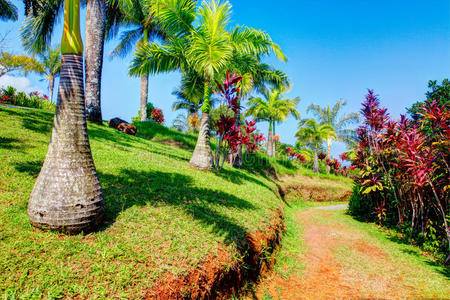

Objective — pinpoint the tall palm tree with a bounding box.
[21,0,122,123]
[307,100,359,159]
[110,0,167,121]
[130,0,285,169]
[0,0,18,21]
[246,87,300,158]
[28,0,104,234]
[296,119,336,173]
[36,46,61,102]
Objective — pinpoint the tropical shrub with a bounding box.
[350,89,450,262]
[0,86,55,111]
[150,108,165,124]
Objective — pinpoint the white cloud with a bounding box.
[0,75,44,95]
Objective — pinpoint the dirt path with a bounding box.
[252,206,449,300]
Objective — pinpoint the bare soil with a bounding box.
[253,208,432,300]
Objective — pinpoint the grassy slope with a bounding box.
[0,107,286,298]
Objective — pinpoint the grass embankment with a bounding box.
[0,107,289,298]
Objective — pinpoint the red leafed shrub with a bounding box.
[151,108,165,124]
[318,152,327,160]
[349,89,450,262]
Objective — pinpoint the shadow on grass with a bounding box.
[98,168,256,244]
[14,160,43,177]
[134,121,198,150]
[0,137,27,151]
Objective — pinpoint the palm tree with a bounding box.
[225,53,290,166]
[172,112,189,132]
[110,0,167,121]
[21,0,122,123]
[28,0,104,234]
[130,0,285,169]
[0,0,18,21]
[36,46,61,102]
[246,87,300,158]
[296,119,336,173]
[307,100,359,160]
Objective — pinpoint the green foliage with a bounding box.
[132,102,155,122]
[0,52,44,77]
[348,185,375,221]
[0,86,55,111]
[407,79,450,122]
[0,0,18,21]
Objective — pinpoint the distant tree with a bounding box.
[0,52,43,77]
[172,112,189,132]
[0,0,18,21]
[307,100,359,170]
[36,46,61,102]
[407,79,450,122]
[296,119,336,173]
[246,87,300,158]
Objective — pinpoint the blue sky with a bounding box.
[1,0,449,157]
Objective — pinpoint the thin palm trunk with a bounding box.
[267,119,273,158]
[326,137,332,172]
[272,120,276,156]
[28,0,104,234]
[140,29,149,122]
[85,0,106,124]
[140,74,149,121]
[313,144,319,173]
[190,81,213,169]
[48,75,54,102]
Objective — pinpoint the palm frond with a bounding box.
[109,27,143,58]
[0,0,18,21]
[20,0,64,55]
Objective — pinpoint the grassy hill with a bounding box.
[0,106,351,298]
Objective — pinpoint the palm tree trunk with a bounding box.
[140,29,149,122]
[48,75,54,102]
[313,144,319,173]
[140,74,149,121]
[326,137,332,173]
[28,0,103,234]
[28,58,104,232]
[190,81,213,169]
[85,0,106,124]
[267,119,273,158]
[272,120,276,156]
[229,109,242,167]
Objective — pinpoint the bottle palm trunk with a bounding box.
[85,0,106,124]
[190,112,213,169]
[28,54,104,234]
[190,81,213,169]
[28,0,104,234]
[140,74,148,121]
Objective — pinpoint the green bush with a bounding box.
[348,185,375,221]
[0,86,55,111]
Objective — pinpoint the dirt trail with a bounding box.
[252,206,437,300]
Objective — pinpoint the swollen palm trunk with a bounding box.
[28,54,104,234]
[189,113,213,170]
[85,0,106,124]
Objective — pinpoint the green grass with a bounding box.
[0,107,286,298]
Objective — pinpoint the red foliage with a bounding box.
[151,108,165,124]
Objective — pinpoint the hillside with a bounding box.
[0,106,349,298]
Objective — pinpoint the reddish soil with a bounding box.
[253,209,423,300]
[146,210,285,299]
